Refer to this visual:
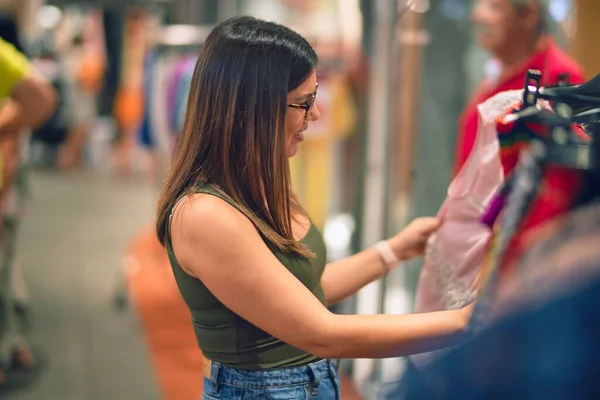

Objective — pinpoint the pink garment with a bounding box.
[410,90,522,367]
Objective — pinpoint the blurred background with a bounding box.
[0,0,598,399]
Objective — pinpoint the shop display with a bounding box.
[399,69,600,399]
[410,68,599,374]
[470,70,599,335]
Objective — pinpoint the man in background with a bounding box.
[454,0,584,173]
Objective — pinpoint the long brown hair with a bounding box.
[156,16,317,258]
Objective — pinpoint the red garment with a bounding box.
[456,37,585,275]
[456,37,585,174]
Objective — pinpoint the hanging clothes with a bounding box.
[468,81,597,339]
[166,56,195,137]
[138,52,158,149]
[174,57,194,136]
[492,106,590,275]
[149,55,177,161]
[97,9,124,117]
[145,53,195,162]
[411,90,519,367]
[398,201,600,400]
[133,50,197,169]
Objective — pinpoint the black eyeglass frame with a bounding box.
[287,83,319,123]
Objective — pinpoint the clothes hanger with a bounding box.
[490,71,596,204]
[498,106,596,171]
[500,104,569,127]
[542,108,599,170]
[522,69,543,107]
[538,73,600,112]
[503,69,598,171]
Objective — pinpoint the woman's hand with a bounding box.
[387,217,441,261]
[458,301,475,330]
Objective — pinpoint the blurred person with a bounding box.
[0,41,56,137]
[156,17,473,399]
[57,33,102,170]
[454,0,584,174]
[113,8,147,178]
[0,30,57,385]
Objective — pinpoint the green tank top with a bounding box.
[164,184,328,370]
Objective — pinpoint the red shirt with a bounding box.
[455,37,585,174]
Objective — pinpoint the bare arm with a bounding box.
[171,195,471,360]
[0,74,57,136]
[322,218,440,305]
[321,248,387,305]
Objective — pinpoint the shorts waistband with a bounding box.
[204,357,338,389]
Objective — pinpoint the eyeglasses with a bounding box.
[287,83,318,124]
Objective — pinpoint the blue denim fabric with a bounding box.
[202,359,341,399]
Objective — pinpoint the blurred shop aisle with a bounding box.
[12,170,160,400]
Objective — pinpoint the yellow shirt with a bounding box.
[0,37,30,100]
[0,38,30,190]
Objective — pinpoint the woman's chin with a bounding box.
[286,143,300,158]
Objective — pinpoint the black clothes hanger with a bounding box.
[545,108,599,171]
[507,70,599,170]
[571,107,600,125]
[503,106,597,170]
[522,69,542,107]
[545,129,595,170]
[501,104,570,127]
[538,73,600,112]
[571,108,600,204]
[494,70,548,146]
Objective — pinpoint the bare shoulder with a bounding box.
[172,192,257,239]
[169,192,260,273]
[178,191,242,221]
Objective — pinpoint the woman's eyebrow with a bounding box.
[293,87,317,102]
[293,94,310,102]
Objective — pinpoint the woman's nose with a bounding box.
[309,103,320,122]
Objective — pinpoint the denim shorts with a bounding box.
[202,359,341,399]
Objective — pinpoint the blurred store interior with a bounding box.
[0,0,599,398]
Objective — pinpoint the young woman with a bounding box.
[156,16,473,399]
